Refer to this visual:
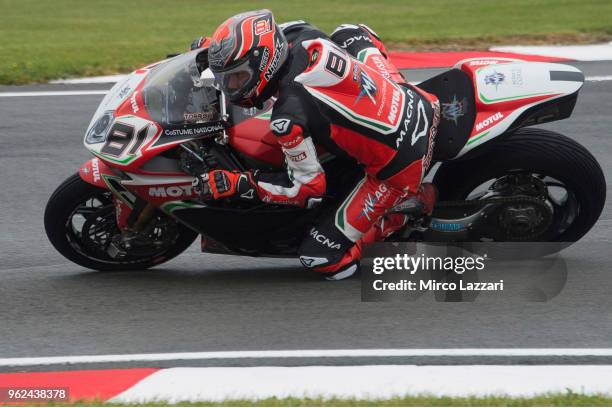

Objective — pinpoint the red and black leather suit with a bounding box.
[243,22,440,278]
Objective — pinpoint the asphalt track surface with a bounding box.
[0,62,611,371]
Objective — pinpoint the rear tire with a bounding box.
[44,173,198,271]
[433,128,606,243]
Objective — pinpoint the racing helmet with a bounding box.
[208,9,288,108]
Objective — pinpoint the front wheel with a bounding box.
[432,128,606,243]
[44,173,198,271]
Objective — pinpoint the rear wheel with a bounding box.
[433,128,606,243]
[44,173,198,271]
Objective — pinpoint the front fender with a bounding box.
[79,157,114,189]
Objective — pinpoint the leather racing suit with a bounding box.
[244,22,441,278]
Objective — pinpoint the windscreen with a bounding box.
[142,50,220,127]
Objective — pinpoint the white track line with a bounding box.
[1,348,611,367]
[0,90,108,97]
[0,75,610,98]
[587,75,612,81]
[49,74,127,84]
[492,42,612,61]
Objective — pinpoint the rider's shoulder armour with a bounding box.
[293,38,352,88]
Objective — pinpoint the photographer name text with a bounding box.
[372,279,504,291]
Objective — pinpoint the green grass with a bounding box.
[33,392,612,406]
[1,0,612,84]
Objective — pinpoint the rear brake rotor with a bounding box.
[491,198,553,240]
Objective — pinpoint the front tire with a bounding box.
[433,128,606,243]
[44,173,198,271]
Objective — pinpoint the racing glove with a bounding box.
[193,170,260,202]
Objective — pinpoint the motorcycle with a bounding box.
[44,47,606,270]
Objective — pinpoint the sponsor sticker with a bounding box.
[183,111,215,122]
[118,85,131,99]
[387,88,402,124]
[468,59,501,67]
[310,227,342,249]
[340,34,372,49]
[163,123,224,137]
[475,112,504,132]
[264,40,285,81]
[288,151,307,162]
[91,157,101,182]
[371,55,391,79]
[511,68,523,86]
[270,118,291,134]
[258,47,270,72]
[148,185,193,198]
[130,91,139,113]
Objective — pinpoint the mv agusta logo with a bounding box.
[148,185,193,198]
[484,71,505,89]
[353,68,378,106]
[358,183,389,221]
[310,228,341,249]
[441,95,467,125]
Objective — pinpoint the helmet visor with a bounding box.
[213,60,254,99]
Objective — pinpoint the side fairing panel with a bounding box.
[85,70,150,132]
[474,62,583,106]
[453,58,584,157]
[228,115,285,167]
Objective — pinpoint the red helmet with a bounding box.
[208,10,288,107]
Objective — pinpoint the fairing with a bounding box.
[83,50,224,172]
[454,58,584,157]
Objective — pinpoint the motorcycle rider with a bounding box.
[197,10,440,280]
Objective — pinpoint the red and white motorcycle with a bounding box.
[44,48,606,270]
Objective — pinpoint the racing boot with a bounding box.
[391,183,438,216]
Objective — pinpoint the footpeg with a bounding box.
[107,241,128,259]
